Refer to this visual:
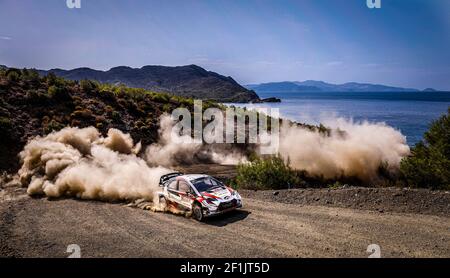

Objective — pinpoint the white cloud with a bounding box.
[0,36,12,40]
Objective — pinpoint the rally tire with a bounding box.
[192,203,204,222]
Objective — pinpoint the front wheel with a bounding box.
[192,203,204,222]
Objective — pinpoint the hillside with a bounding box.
[0,67,223,172]
[247,80,422,93]
[37,65,259,103]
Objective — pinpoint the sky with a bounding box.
[0,0,449,90]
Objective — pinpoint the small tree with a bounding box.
[400,107,450,189]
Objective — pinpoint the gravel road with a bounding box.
[1,188,448,258]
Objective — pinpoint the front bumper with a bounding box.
[203,199,243,217]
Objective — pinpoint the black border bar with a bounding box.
[0,259,448,276]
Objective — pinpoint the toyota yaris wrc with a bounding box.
[157,173,243,221]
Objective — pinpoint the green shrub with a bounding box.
[48,85,72,101]
[80,79,98,93]
[23,69,40,85]
[26,89,49,104]
[48,85,70,100]
[111,111,121,121]
[236,155,301,190]
[45,72,60,86]
[43,119,64,134]
[327,181,344,190]
[151,93,170,103]
[99,90,116,101]
[162,103,172,113]
[400,108,450,189]
[0,116,12,130]
[6,70,20,82]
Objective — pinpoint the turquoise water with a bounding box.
[234,91,450,146]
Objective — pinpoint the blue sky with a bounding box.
[0,0,449,89]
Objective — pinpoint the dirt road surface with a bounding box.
[1,188,448,258]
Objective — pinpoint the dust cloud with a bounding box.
[18,127,171,201]
[145,114,246,167]
[276,117,410,181]
[145,113,410,181]
[17,113,410,201]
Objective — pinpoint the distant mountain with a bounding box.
[37,65,259,103]
[246,82,321,93]
[423,88,437,92]
[247,80,422,93]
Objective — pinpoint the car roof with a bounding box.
[180,174,210,182]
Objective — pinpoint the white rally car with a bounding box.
[157,173,243,221]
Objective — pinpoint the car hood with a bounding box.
[201,187,232,200]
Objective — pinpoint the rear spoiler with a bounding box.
[159,172,183,186]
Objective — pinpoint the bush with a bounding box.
[47,72,56,81]
[43,119,64,134]
[48,85,70,100]
[23,69,40,85]
[162,103,172,113]
[151,93,170,103]
[6,70,20,82]
[0,116,12,129]
[80,79,98,93]
[236,155,301,190]
[400,108,450,189]
[111,111,121,121]
[26,89,49,104]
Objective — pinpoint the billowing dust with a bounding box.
[277,117,410,181]
[18,127,171,202]
[145,114,246,167]
[16,113,410,208]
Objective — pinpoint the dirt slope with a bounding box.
[1,189,448,258]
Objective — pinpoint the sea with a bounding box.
[230,91,450,146]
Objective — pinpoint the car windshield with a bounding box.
[191,177,224,192]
